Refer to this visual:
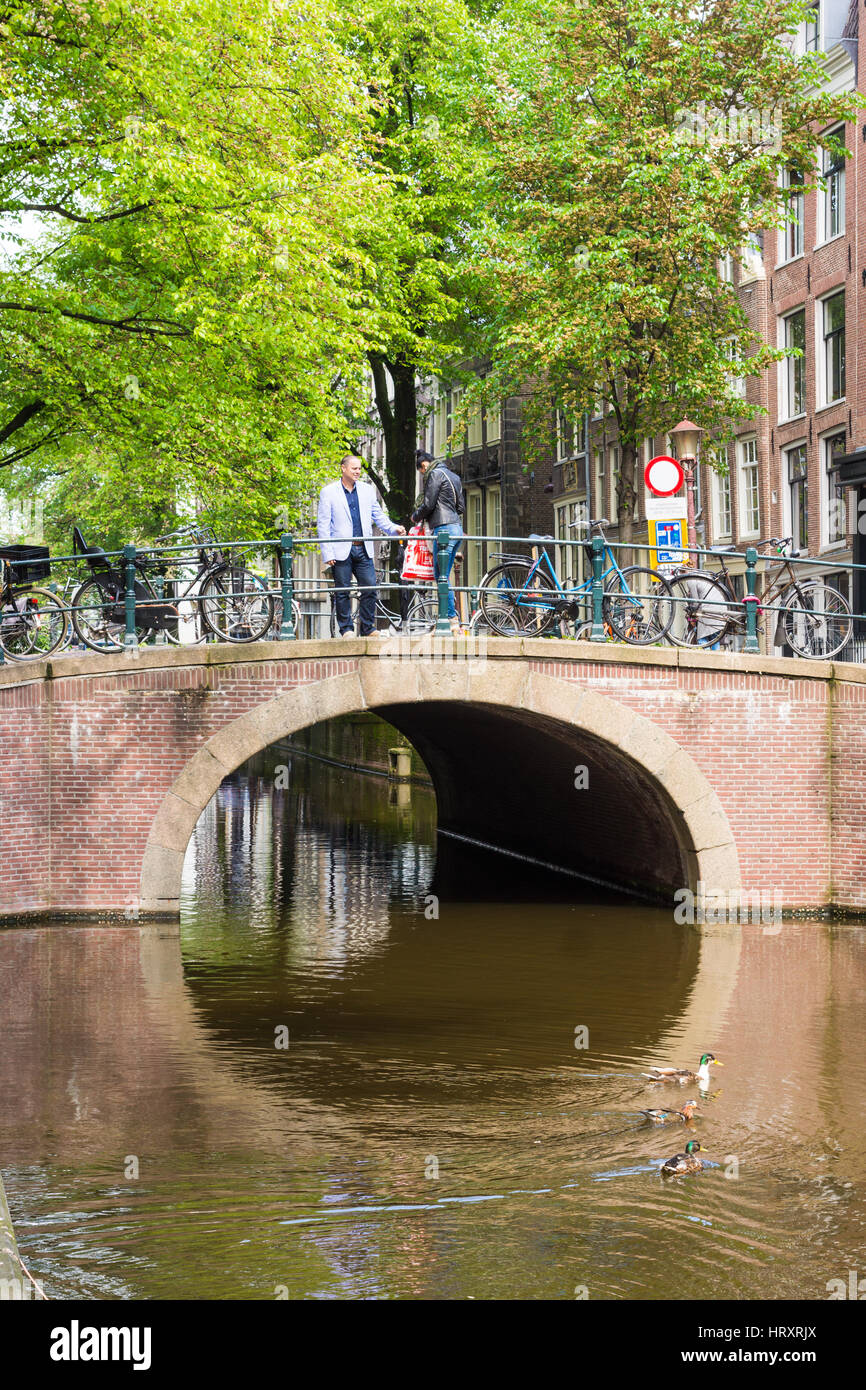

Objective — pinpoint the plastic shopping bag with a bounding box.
[400,525,436,582]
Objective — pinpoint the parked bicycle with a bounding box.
[477,519,674,644]
[665,537,853,658]
[0,544,68,659]
[327,562,437,637]
[71,524,275,651]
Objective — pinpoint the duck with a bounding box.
[661,1140,707,1176]
[639,1099,700,1125]
[642,1053,722,1087]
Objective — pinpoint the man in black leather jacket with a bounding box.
[412,451,465,630]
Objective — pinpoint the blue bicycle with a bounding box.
[478,518,674,644]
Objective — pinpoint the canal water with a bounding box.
[2,719,865,1301]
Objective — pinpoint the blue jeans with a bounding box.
[332,546,377,634]
[433,522,463,620]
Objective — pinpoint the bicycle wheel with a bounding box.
[780,581,853,659]
[0,587,68,659]
[403,587,436,634]
[71,578,157,652]
[478,561,559,636]
[604,566,673,644]
[200,566,274,643]
[665,571,735,648]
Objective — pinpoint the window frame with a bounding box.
[737,436,760,540]
[819,289,846,407]
[817,125,846,246]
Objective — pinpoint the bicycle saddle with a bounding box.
[707,545,737,554]
[590,518,610,529]
[528,533,554,542]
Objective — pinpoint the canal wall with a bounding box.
[0,1171,22,1297]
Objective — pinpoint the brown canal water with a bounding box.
[2,724,866,1301]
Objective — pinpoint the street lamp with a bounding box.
[670,419,704,555]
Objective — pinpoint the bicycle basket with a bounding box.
[191,524,223,565]
[0,543,51,583]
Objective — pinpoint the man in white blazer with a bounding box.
[317,454,406,636]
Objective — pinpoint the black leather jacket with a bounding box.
[412,462,465,529]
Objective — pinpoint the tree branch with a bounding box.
[0,399,46,447]
[0,304,189,337]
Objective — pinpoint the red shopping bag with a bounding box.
[400,525,436,582]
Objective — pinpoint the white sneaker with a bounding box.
[365,629,387,639]
[340,630,355,639]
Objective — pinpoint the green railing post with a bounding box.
[123,543,138,650]
[278,533,296,640]
[590,534,605,641]
[435,532,452,634]
[743,546,760,653]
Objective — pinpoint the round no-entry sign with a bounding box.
[644,454,684,497]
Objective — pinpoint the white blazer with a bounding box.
[316,478,401,563]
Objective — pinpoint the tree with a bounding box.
[477,0,858,540]
[0,0,382,543]
[338,0,494,519]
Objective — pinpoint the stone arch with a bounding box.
[139,659,741,915]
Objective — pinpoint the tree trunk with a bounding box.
[617,437,637,561]
[368,352,418,526]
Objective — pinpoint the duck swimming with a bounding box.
[661,1140,707,1176]
[642,1054,722,1087]
[639,1100,699,1124]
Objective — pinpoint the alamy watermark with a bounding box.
[674,102,783,154]
[377,631,488,667]
[674,882,783,926]
[0,495,44,540]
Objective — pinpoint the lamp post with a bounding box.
[670,419,704,558]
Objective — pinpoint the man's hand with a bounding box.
[394,525,407,536]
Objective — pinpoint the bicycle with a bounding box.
[327,561,437,637]
[477,519,674,644]
[665,536,854,659]
[0,544,68,659]
[70,524,275,652]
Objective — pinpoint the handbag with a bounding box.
[401,525,436,582]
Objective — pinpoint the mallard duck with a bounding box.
[642,1053,722,1087]
[640,1099,699,1124]
[661,1139,707,1176]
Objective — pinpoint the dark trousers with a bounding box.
[333,546,377,635]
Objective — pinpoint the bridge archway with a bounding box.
[140,659,741,915]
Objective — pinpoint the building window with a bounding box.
[723,338,746,398]
[610,445,620,520]
[785,444,808,552]
[711,452,732,539]
[782,308,806,418]
[484,401,502,446]
[718,252,734,283]
[780,168,804,261]
[824,432,847,546]
[738,437,760,537]
[557,410,576,460]
[466,489,483,587]
[805,2,819,52]
[822,291,845,404]
[594,448,604,518]
[487,486,501,544]
[819,127,845,242]
[467,400,482,450]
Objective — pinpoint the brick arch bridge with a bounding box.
[1,638,864,921]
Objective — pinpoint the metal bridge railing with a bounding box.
[2,528,866,663]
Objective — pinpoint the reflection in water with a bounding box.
[1,733,866,1300]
